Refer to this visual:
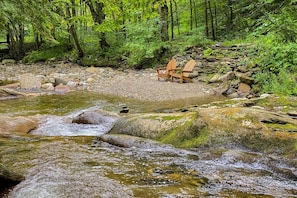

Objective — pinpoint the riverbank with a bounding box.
[0,62,220,101]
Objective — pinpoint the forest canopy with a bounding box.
[1,0,297,95]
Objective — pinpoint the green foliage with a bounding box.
[121,18,169,67]
[23,43,72,63]
[249,34,297,95]
[255,69,297,95]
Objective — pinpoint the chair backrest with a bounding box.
[167,59,177,72]
[182,60,196,77]
[166,59,177,75]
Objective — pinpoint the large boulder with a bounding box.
[108,106,297,156]
[19,73,41,89]
[0,116,37,134]
[109,112,197,139]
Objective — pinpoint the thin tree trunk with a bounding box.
[228,0,234,29]
[208,0,216,40]
[189,0,193,30]
[66,2,84,58]
[170,0,174,40]
[159,2,169,41]
[193,0,198,28]
[173,0,180,35]
[205,0,209,37]
[85,0,110,50]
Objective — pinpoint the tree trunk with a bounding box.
[208,0,216,40]
[85,0,110,50]
[205,0,209,37]
[66,2,84,58]
[159,2,169,42]
[6,23,25,60]
[173,0,180,35]
[228,0,234,30]
[189,0,193,30]
[193,0,198,28]
[170,0,174,40]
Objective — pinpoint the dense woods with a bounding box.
[1,0,297,95]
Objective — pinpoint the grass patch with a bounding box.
[0,79,17,86]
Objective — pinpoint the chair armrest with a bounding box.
[170,68,182,71]
[156,67,167,71]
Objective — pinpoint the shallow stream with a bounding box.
[0,92,296,197]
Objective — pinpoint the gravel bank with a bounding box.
[1,62,219,101]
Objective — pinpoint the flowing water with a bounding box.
[0,92,296,197]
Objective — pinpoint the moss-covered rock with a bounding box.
[109,105,297,158]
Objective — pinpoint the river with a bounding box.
[0,92,296,197]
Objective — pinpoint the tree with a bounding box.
[84,0,110,50]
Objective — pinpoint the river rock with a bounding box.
[239,75,254,85]
[19,73,41,89]
[109,112,197,139]
[2,59,16,65]
[72,111,118,124]
[0,116,37,134]
[237,83,251,96]
[209,71,235,83]
[54,78,68,86]
[0,163,24,182]
[54,84,71,93]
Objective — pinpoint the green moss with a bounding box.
[0,79,17,86]
[240,131,296,155]
[157,113,209,148]
[179,128,209,148]
[147,115,184,121]
[265,123,297,132]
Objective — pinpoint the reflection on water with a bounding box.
[1,136,296,198]
[0,91,227,116]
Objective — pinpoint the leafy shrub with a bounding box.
[23,43,72,63]
[121,18,170,67]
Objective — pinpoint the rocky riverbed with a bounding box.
[0,61,220,101]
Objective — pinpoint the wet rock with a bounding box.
[0,116,37,134]
[72,110,118,125]
[0,88,26,100]
[19,73,41,89]
[99,134,169,148]
[54,84,71,94]
[41,83,54,90]
[109,112,196,139]
[0,163,24,182]
[120,107,129,113]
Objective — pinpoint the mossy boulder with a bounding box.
[109,112,197,139]
[108,107,297,158]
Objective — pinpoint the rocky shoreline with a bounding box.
[0,44,258,101]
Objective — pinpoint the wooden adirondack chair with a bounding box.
[156,59,177,81]
[171,59,196,83]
